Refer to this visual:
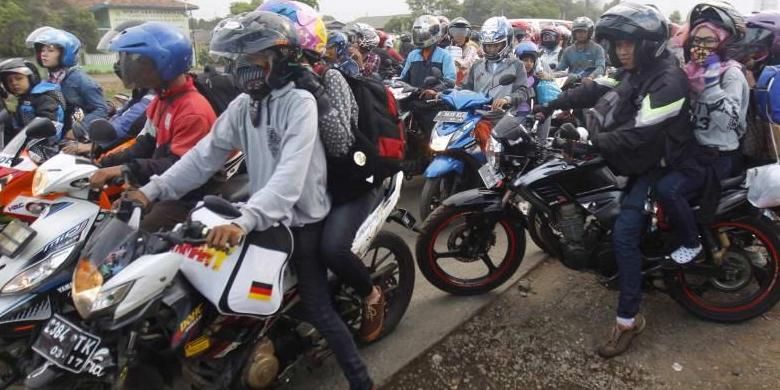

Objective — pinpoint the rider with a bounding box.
[325,31,361,77]
[26,27,108,137]
[90,22,216,232]
[399,33,415,58]
[656,1,749,266]
[538,26,564,73]
[462,16,529,150]
[534,3,692,358]
[0,58,66,141]
[554,17,607,79]
[437,16,452,48]
[127,11,376,390]
[373,30,402,79]
[514,41,541,116]
[352,23,381,77]
[259,0,388,344]
[447,17,481,86]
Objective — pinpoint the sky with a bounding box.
[187,0,760,22]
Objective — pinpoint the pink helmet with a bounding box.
[257,0,327,56]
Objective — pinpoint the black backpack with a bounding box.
[191,66,241,116]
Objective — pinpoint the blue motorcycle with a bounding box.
[419,89,507,220]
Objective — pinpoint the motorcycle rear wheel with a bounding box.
[667,216,780,323]
[416,205,526,295]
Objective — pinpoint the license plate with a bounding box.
[478,164,504,189]
[32,314,101,373]
[433,111,468,123]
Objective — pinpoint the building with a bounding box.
[754,0,779,11]
[66,0,197,38]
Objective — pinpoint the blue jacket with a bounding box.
[400,47,456,88]
[105,92,153,147]
[58,67,108,130]
[13,82,66,140]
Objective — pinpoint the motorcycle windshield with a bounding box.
[74,218,139,290]
[442,90,492,110]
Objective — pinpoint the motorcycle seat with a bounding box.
[720,173,746,190]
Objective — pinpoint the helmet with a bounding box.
[730,25,775,64]
[595,3,669,67]
[97,21,145,53]
[540,26,561,49]
[327,31,349,59]
[257,0,327,57]
[210,11,300,95]
[109,22,192,84]
[412,15,443,48]
[747,11,780,60]
[511,19,531,41]
[449,17,471,41]
[384,35,395,49]
[0,58,40,92]
[571,16,594,40]
[376,30,389,48]
[688,1,745,40]
[354,23,380,51]
[26,27,81,68]
[514,41,539,61]
[400,33,412,43]
[557,25,572,45]
[437,16,451,35]
[481,16,512,61]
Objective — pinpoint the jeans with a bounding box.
[613,174,654,319]
[291,223,373,390]
[655,156,734,248]
[321,187,382,298]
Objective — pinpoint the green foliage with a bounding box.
[406,0,463,19]
[385,15,415,33]
[190,17,222,32]
[0,0,99,57]
[230,0,263,15]
[669,10,683,24]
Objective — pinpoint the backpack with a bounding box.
[749,66,780,162]
[191,66,241,116]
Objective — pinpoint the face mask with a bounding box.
[691,46,715,66]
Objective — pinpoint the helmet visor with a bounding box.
[413,25,439,47]
[449,27,469,40]
[117,52,160,89]
[25,26,56,48]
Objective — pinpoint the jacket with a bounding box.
[400,47,457,88]
[141,83,330,232]
[548,53,693,176]
[58,67,108,129]
[691,67,750,152]
[105,89,154,148]
[12,82,66,139]
[555,41,607,77]
[101,76,216,185]
[462,58,530,110]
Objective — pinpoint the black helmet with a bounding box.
[0,58,41,92]
[572,16,595,40]
[685,1,746,62]
[595,3,669,68]
[210,11,301,96]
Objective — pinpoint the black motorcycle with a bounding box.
[416,140,780,323]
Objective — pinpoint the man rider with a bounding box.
[447,17,481,86]
[534,3,693,358]
[89,22,216,232]
[538,26,564,74]
[554,17,607,79]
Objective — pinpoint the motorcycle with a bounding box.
[417,135,780,323]
[418,74,517,220]
[26,172,417,389]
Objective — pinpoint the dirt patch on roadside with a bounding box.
[383,260,780,390]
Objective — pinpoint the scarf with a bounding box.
[48,68,68,84]
[684,22,742,94]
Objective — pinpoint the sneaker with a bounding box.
[359,286,385,343]
[597,314,646,358]
[670,244,702,265]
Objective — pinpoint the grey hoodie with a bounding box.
[691,67,749,152]
[462,57,530,109]
[141,82,331,232]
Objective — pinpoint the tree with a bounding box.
[406,0,463,19]
[58,6,99,52]
[384,15,414,33]
[230,0,263,15]
[669,10,683,24]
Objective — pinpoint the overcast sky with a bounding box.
[187,0,759,22]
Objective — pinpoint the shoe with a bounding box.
[359,286,386,343]
[670,244,702,265]
[597,314,646,358]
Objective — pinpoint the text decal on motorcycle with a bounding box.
[173,243,232,271]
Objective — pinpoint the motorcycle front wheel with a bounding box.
[415,205,526,295]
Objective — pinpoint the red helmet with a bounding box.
[377,30,389,48]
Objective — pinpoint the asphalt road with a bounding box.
[279,177,546,390]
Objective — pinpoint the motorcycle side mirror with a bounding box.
[203,195,243,219]
[24,117,57,139]
[88,119,117,145]
[498,74,517,86]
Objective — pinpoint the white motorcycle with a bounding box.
[27,172,416,389]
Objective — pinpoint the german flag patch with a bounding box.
[248,281,273,301]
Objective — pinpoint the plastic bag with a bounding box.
[747,163,780,208]
[535,79,562,106]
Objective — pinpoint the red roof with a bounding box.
[65,0,198,11]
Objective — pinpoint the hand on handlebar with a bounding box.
[112,189,150,211]
[90,165,124,189]
[491,97,511,112]
[420,89,438,100]
[532,104,554,121]
[555,139,597,159]
[206,224,246,250]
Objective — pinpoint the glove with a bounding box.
[532,104,554,121]
[563,140,596,158]
[703,53,721,88]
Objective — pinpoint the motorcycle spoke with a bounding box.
[373,251,394,270]
[434,250,467,260]
[480,254,498,272]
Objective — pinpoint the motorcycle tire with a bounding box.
[527,206,562,258]
[365,231,415,341]
[419,175,456,222]
[416,205,526,296]
[666,216,780,323]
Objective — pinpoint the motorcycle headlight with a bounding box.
[89,281,134,316]
[430,129,455,152]
[1,247,72,294]
[31,169,49,197]
[72,259,134,319]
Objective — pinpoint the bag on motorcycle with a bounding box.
[179,208,294,316]
[191,66,241,116]
[747,163,780,208]
[535,79,562,105]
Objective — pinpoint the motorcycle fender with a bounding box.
[424,155,464,178]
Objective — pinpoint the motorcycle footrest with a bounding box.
[388,208,417,231]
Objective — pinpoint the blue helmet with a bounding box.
[327,31,349,59]
[481,17,512,61]
[109,22,192,82]
[26,27,82,68]
[514,41,539,60]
